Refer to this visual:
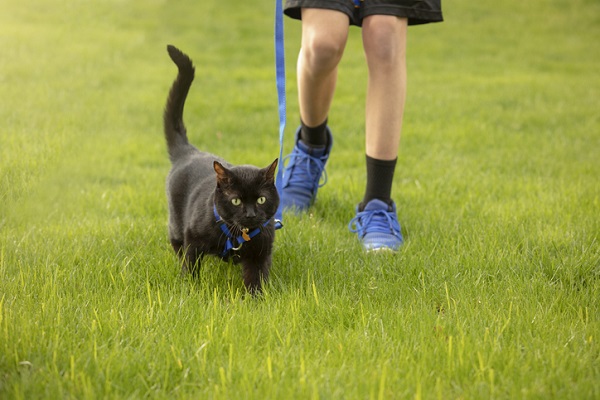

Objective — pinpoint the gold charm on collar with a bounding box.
[241,228,251,242]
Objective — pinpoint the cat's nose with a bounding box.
[245,205,256,218]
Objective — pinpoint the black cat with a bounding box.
[163,45,279,293]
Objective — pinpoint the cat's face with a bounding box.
[213,160,279,229]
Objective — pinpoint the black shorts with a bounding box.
[284,0,443,26]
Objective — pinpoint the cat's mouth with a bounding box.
[239,218,262,230]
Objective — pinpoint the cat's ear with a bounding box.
[214,161,231,186]
[263,158,278,184]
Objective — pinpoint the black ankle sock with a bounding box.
[300,118,328,147]
[361,155,397,210]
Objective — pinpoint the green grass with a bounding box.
[1,0,599,398]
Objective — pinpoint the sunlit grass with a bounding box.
[1,0,599,398]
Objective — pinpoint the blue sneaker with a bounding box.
[281,127,333,212]
[348,199,404,251]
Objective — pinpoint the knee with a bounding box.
[302,33,346,72]
[363,17,407,66]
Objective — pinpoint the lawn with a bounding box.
[1,0,599,398]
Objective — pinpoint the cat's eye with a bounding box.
[231,198,242,206]
[257,196,266,205]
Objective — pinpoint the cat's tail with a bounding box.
[164,45,195,162]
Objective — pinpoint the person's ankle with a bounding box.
[300,118,328,147]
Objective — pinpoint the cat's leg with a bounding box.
[170,238,184,255]
[241,255,271,294]
[183,245,203,277]
[168,223,184,255]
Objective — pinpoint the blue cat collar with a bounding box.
[213,206,269,257]
[274,219,283,230]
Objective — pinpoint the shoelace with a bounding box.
[349,209,401,237]
[282,147,328,191]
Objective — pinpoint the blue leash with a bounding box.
[273,0,286,230]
